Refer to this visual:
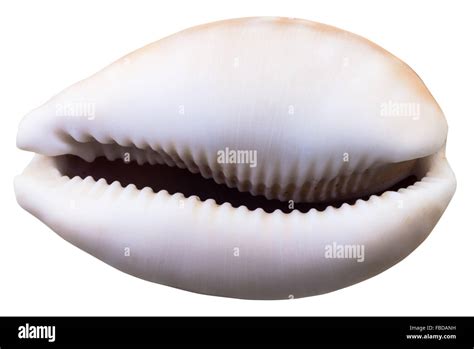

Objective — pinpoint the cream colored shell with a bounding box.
[15,17,456,299]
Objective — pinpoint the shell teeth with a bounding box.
[39,126,420,204]
[19,151,436,218]
[65,176,83,186]
[104,180,124,197]
[124,183,139,192]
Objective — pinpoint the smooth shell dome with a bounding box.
[17,17,446,180]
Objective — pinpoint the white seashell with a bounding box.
[15,17,456,299]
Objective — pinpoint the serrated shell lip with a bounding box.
[15,149,452,216]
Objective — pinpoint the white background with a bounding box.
[1,0,472,316]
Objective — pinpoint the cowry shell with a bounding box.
[15,17,455,299]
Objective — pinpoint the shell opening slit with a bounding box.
[52,139,426,214]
